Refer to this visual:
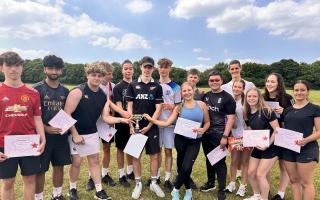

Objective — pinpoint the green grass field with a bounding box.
[1,87,320,200]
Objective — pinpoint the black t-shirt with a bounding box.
[264,93,294,125]
[113,80,130,130]
[247,108,277,136]
[33,80,69,125]
[72,83,107,135]
[203,90,236,134]
[284,103,320,148]
[126,78,163,128]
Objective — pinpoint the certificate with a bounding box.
[124,134,148,159]
[265,101,280,118]
[96,117,117,142]
[48,110,77,134]
[206,146,228,166]
[4,135,40,158]
[69,133,100,157]
[243,130,270,148]
[173,117,201,139]
[275,128,303,153]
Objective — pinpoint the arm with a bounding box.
[140,103,162,134]
[144,106,179,127]
[64,89,84,144]
[34,115,46,154]
[109,99,131,118]
[127,101,135,134]
[269,119,280,144]
[220,114,235,148]
[192,102,210,134]
[297,117,320,146]
[102,101,132,124]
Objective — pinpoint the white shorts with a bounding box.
[69,133,100,157]
[159,127,175,149]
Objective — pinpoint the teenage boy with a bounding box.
[112,59,135,187]
[187,68,205,101]
[202,71,236,200]
[126,56,165,199]
[33,55,71,200]
[0,51,46,200]
[157,58,181,192]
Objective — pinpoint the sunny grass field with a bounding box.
[2,86,320,200]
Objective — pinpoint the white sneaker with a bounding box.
[244,194,261,200]
[132,182,142,199]
[150,183,165,198]
[225,182,236,193]
[236,184,246,197]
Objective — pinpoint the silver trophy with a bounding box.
[132,114,144,133]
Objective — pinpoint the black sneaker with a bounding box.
[86,177,95,191]
[271,194,285,200]
[200,182,216,192]
[218,191,226,200]
[68,188,79,200]
[102,174,116,186]
[146,178,161,186]
[51,195,65,200]
[126,172,135,180]
[164,180,173,193]
[119,176,130,187]
[94,189,112,200]
[190,178,198,189]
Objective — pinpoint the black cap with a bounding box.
[140,56,154,68]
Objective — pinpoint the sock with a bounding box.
[127,165,133,174]
[277,191,285,198]
[119,168,125,178]
[156,168,160,179]
[236,170,242,177]
[102,168,109,177]
[173,187,179,192]
[239,183,247,188]
[151,176,158,184]
[254,193,261,197]
[69,182,77,190]
[95,183,102,192]
[35,192,43,200]
[88,171,91,178]
[229,181,235,186]
[135,177,142,184]
[52,187,62,197]
[164,171,171,181]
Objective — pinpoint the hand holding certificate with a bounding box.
[173,117,201,139]
[275,127,303,153]
[4,135,40,158]
[243,130,270,148]
[49,110,77,134]
[206,146,228,166]
[124,134,148,159]
[265,101,280,118]
[96,117,117,142]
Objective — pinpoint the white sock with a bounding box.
[95,183,102,192]
[151,176,158,184]
[88,171,91,178]
[52,187,62,197]
[156,168,161,179]
[119,168,125,178]
[236,170,242,177]
[254,193,261,197]
[35,192,43,200]
[164,171,171,181]
[102,168,109,177]
[135,177,142,184]
[239,183,247,188]
[277,191,285,198]
[173,187,179,192]
[229,181,235,187]
[127,165,133,174]
[69,182,77,190]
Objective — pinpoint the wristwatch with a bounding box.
[222,134,228,139]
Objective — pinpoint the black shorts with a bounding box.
[145,126,160,155]
[115,124,130,150]
[251,144,279,159]
[39,134,71,173]
[281,143,319,163]
[0,148,41,179]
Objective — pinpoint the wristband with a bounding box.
[222,134,228,139]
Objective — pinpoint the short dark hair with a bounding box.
[122,59,132,67]
[157,58,173,67]
[0,51,24,66]
[228,59,241,69]
[43,55,64,68]
[208,70,222,78]
[187,68,200,76]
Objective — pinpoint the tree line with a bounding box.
[1,59,319,88]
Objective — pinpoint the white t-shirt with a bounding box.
[232,99,245,138]
[221,79,255,96]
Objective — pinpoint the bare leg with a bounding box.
[52,166,64,187]
[247,157,260,194]
[35,173,45,194]
[1,177,15,200]
[297,162,317,200]
[256,157,278,199]
[69,155,82,183]
[284,161,301,200]
[164,148,172,176]
[240,150,251,185]
[23,175,36,200]
[102,143,111,170]
[277,160,290,194]
[87,153,102,186]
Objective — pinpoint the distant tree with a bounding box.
[242,63,269,87]
[60,63,85,84]
[22,59,45,83]
[111,62,122,83]
[270,59,300,87]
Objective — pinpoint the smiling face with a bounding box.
[228,63,241,79]
[87,72,104,88]
[293,83,309,102]
[181,83,194,101]
[140,64,154,78]
[187,74,199,87]
[232,81,244,97]
[246,89,259,107]
[208,75,223,92]
[265,74,278,93]
[122,63,133,80]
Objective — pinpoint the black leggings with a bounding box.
[174,134,201,190]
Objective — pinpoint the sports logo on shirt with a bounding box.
[150,86,156,90]
[60,96,66,100]
[136,94,155,100]
[84,95,89,99]
[4,104,28,117]
[1,96,9,102]
[217,98,222,104]
[21,95,30,103]
[44,95,50,100]
[136,86,141,89]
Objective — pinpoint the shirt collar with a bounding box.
[138,76,154,83]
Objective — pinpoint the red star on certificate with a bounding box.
[108,133,113,138]
[262,136,268,141]
[31,142,38,148]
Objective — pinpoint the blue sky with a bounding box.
[1,0,319,71]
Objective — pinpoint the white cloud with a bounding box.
[0,48,50,60]
[126,0,152,14]
[193,48,202,53]
[0,0,120,39]
[197,57,211,61]
[316,57,320,61]
[170,0,320,41]
[225,58,261,64]
[90,33,151,50]
[183,64,211,72]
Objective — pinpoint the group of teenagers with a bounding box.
[0,51,319,200]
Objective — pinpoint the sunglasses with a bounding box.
[209,79,221,83]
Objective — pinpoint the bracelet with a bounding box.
[222,134,228,139]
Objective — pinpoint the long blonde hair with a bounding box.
[243,88,272,121]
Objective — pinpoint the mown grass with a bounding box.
[2,86,319,200]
